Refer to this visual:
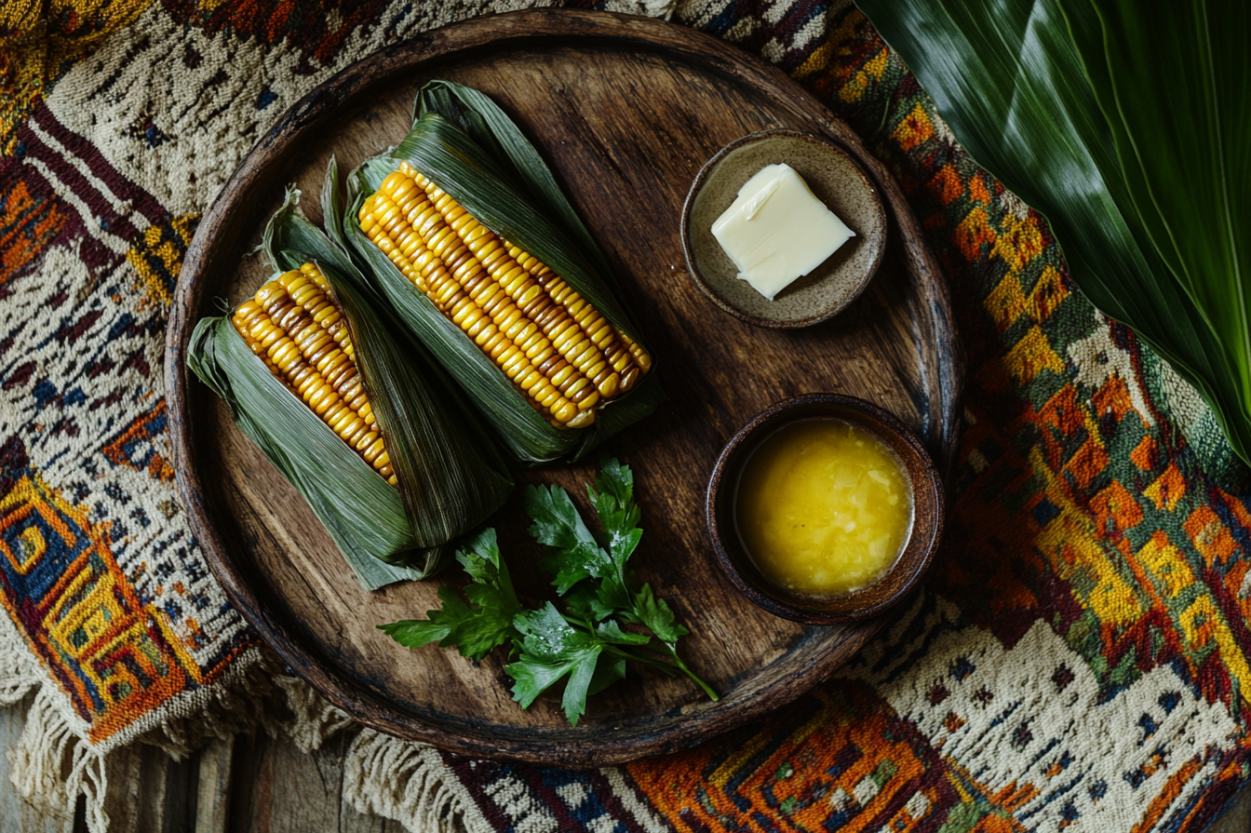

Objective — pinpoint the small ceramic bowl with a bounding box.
[682,130,887,328]
[706,393,943,625]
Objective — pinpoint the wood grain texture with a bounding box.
[93,739,197,833]
[165,9,964,766]
[214,729,409,833]
[193,738,232,833]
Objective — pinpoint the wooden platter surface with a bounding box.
[166,9,964,767]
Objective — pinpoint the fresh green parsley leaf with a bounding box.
[458,527,506,580]
[376,619,450,648]
[594,619,652,646]
[586,461,644,622]
[594,573,635,619]
[632,583,689,645]
[525,484,610,593]
[385,459,718,724]
[527,459,643,598]
[378,528,521,662]
[563,583,614,622]
[588,459,642,569]
[587,655,627,696]
[377,585,468,649]
[507,603,603,725]
[592,458,633,510]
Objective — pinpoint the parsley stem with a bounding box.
[602,644,680,677]
[598,643,718,701]
[659,643,719,702]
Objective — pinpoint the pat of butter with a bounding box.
[710,163,854,301]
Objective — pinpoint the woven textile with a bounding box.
[3,0,1251,831]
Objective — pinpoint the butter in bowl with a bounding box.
[711,162,857,302]
[705,394,943,625]
[682,130,887,328]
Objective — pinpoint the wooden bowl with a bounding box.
[705,393,943,624]
[681,130,887,328]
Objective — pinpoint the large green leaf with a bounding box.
[1068,0,1250,428]
[856,0,1251,463]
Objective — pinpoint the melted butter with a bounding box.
[735,419,913,597]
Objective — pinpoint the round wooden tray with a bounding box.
[166,9,963,767]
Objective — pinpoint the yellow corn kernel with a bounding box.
[357,162,652,427]
[231,264,396,485]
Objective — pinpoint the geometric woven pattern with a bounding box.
[3,0,1251,831]
[0,467,219,744]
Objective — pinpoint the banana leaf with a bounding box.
[188,193,514,589]
[855,0,1251,466]
[327,81,663,464]
[1067,0,1249,434]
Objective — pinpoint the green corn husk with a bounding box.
[188,192,514,589]
[189,317,424,590]
[326,80,664,464]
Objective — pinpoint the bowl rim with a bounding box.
[680,128,888,329]
[705,393,944,625]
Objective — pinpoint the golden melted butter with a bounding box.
[736,419,913,597]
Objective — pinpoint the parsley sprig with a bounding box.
[379,459,717,725]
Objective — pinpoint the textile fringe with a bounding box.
[8,687,108,832]
[0,605,42,709]
[274,673,355,754]
[343,729,488,833]
[0,646,363,832]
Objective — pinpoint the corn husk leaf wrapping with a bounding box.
[265,193,515,538]
[188,317,427,590]
[330,81,663,464]
[187,192,514,589]
[411,80,617,282]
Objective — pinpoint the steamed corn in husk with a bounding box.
[329,80,663,464]
[359,161,651,428]
[188,193,514,589]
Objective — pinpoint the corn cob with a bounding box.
[231,263,396,485]
[358,161,651,428]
